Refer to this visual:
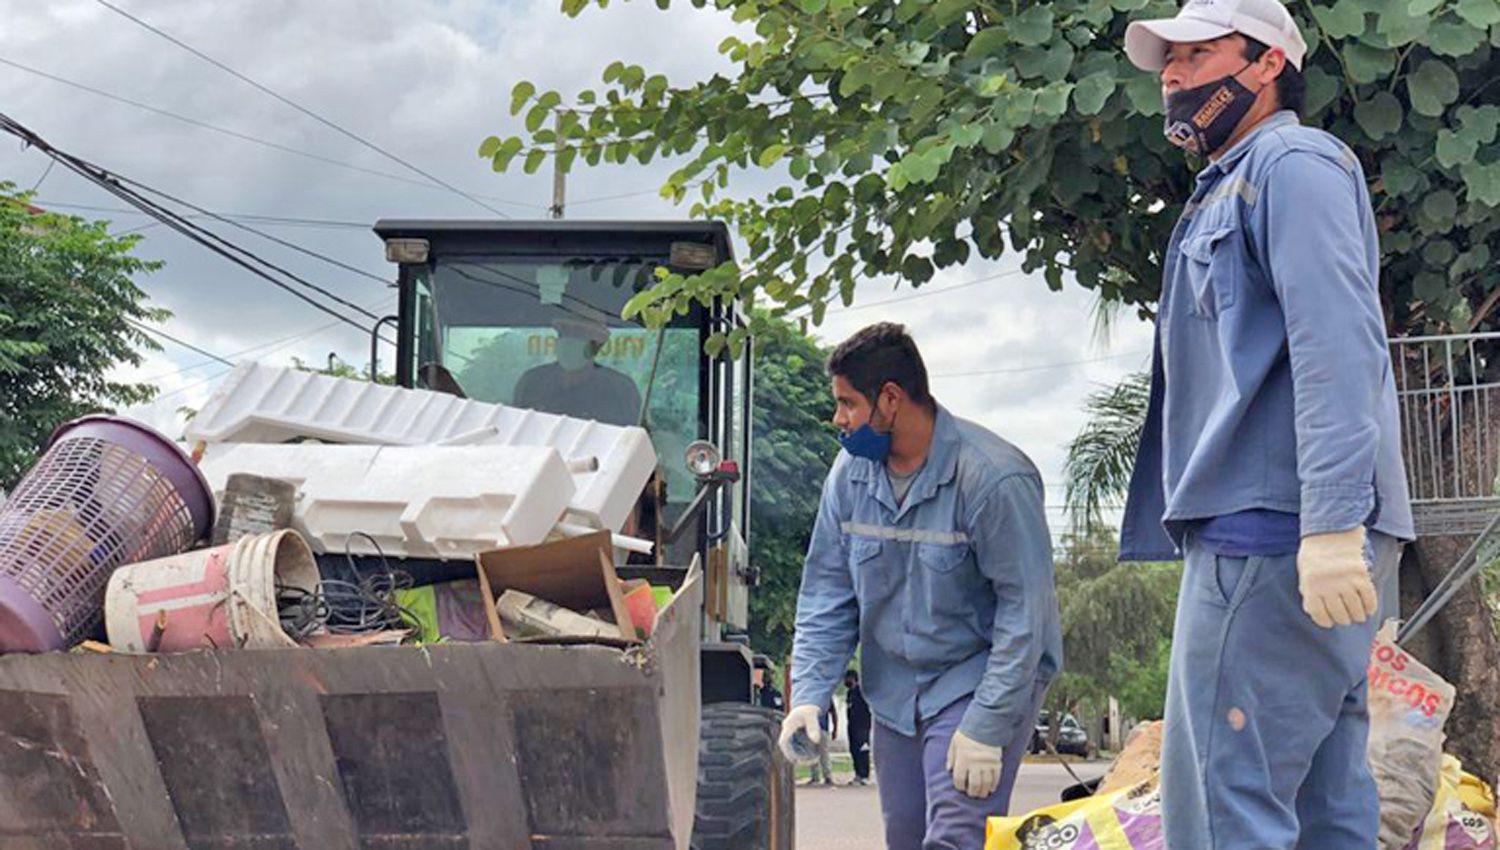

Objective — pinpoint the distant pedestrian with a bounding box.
[805,709,837,786]
[844,670,872,786]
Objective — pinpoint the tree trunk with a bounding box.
[1402,534,1500,785]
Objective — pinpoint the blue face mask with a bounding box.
[839,405,895,462]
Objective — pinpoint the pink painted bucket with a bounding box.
[104,530,318,652]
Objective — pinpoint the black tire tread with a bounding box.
[691,703,795,850]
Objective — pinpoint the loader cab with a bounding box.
[375,220,754,645]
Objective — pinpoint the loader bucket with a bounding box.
[0,569,701,850]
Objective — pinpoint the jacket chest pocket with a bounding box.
[1180,224,1243,320]
[917,541,969,574]
[848,537,893,596]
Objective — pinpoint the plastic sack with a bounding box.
[1404,756,1497,850]
[1369,620,1458,850]
[986,781,1163,850]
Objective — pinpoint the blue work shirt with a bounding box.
[789,407,1063,746]
[1121,111,1414,562]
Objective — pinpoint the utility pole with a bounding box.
[549,110,565,219]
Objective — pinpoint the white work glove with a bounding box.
[1297,526,1378,629]
[947,730,1003,799]
[778,704,823,763]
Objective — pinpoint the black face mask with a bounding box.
[1163,63,1260,156]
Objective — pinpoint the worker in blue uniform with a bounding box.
[1118,0,1414,846]
[778,323,1062,850]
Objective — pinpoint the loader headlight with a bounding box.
[685,441,722,477]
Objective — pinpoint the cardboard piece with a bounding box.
[473,530,636,643]
[1097,720,1163,796]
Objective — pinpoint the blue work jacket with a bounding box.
[1120,111,1414,562]
[789,407,1063,746]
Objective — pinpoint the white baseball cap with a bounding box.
[1124,0,1308,72]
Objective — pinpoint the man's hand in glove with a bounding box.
[777,704,822,763]
[947,730,1003,799]
[1298,526,1378,629]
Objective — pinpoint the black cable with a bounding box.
[29,157,54,191]
[126,318,233,366]
[0,111,394,339]
[93,0,514,218]
[36,199,370,230]
[279,532,421,640]
[141,297,393,382]
[116,177,391,286]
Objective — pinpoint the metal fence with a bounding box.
[1391,331,1500,537]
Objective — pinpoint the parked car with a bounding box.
[1030,710,1091,756]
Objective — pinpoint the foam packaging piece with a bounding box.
[196,443,574,559]
[186,362,656,530]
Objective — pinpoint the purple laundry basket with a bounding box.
[0,415,214,652]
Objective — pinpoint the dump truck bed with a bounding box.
[0,571,701,850]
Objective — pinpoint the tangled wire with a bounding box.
[276,532,419,640]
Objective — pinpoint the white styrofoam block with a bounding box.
[195,443,575,559]
[186,362,657,530]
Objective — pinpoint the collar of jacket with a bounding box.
[1196,109,1299,186]
[847,404,962,517]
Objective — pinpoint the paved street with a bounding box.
[795,761,1107,849]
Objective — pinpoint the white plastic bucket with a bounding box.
[105,530,319,652]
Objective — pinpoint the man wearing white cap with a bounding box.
[1117,0,1413,848]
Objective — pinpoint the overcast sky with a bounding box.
[2,0,1154,535]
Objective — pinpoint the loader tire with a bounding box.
[691,703,795,850]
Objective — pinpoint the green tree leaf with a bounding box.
[1124,72,1165,116]
[758,145,787,168]
[1425,20,1488,55]
[1303,66,1342,116]
[1315,0,1368,38]
[1457,0,1500,26]
[1407,59,1462,116]
[1008,6,1056,46]
[966,26,1009,58]
[1377,1,1433,44]
[1462,160,1500,206]
[1458,105,1500,143]
[1345,43,1398,83]
[1073,71,1117,115]
[509,81,536,115]
[1437,128,1480,167]
[1353,91,1403,139]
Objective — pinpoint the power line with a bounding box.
[29,157,54,191]
[929,349,1150,379]
[789,267,1030,323]
[0,111,392,342]
[35,199,371,230]
[0,56,541,210]
[92,0,514,218]
[141,303,398,405]
[128,319,233,366]
[141,296,395,382]
[114,180,391,288]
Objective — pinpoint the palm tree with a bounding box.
[1063,372,1149,535]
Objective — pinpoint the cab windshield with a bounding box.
[408,254,703,502]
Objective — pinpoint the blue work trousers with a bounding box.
[1161,533,1401,849]
[874,684,1047,850]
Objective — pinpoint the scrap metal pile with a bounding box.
[0,362,672,656]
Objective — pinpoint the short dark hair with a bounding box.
[1243,36,1306,116]
[827,322,933,409]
